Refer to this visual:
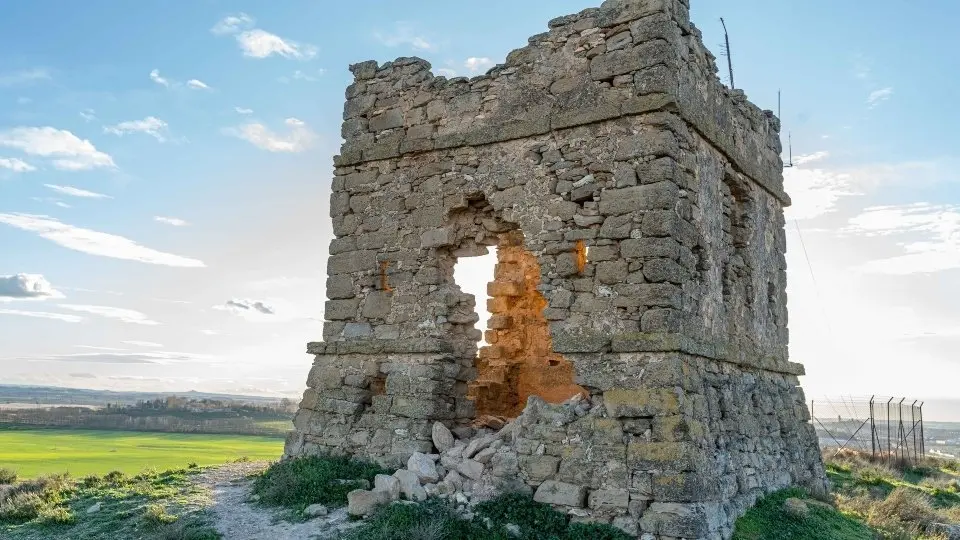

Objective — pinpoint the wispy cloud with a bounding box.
[0,157,35,173]
[0,308,82,323]
[59,304,159,325]
[212,13,317,59]
[0,68,50,87]
[374,22,434,51]
[44,184,112,199]
[150,70,211,91]
[279,69,325,83]
[104,117,169,142]
[846,203,960,275]
[79,109,96,122]
[0,213,205,267]
[210,13,255,35]
[225,117,316,152]
[215,298,276,315]
[122,340,163,348]
[149,69,170,87]
[0,127,115,171]
[235,107,253,115]
[186,79,211,90]
[851,53,872,80]
[867,87,893,109]
[154,216,189,227]
[464,57,494,74]
[13,350,216,365]
[0,274,64,301]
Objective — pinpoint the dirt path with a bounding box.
[193,461,358,540]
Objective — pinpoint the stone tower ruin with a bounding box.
[286,0,828,537]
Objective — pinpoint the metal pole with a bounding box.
[919,402,925,457]
[869,396,876,459]
[886,397,893,463]
[720,18,735,89]
[911,400,918,465]
[897,398,906,465]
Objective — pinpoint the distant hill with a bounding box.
[0,384,291,407]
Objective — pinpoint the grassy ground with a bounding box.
[734,449,960,540]
[0,427,283,478]
[1,466,219,540]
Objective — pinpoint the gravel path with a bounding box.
[193,461,358,540]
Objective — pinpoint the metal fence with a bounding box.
[810,396,925,466]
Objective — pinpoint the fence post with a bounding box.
[886,397,894,463]
[869,396,876,459]
[919,402,925,457]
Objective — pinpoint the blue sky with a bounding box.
[1,1,958,414]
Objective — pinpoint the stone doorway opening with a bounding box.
[451,222,586,422]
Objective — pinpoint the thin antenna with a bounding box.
[779,89,794,168]
[719,18,735,89]
[785,132,794,168]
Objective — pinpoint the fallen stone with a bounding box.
[432,422,456,453]
[86,502,101,514]
[444,469,464,490]
[505,523,522,538]
[457,459,484,480]
[393,469,427,502]
[473,447,497,464]
[408,452,440,483]
[304,503,329,517]
[347,489,389,517]
[533,480,587,507]
[373,474,401,501]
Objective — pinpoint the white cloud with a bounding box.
[104,117,169,142]
[0,68,50,87]
[867,87,893,109]
[122,340,164,348]
[0,127,115,171]
[784,165,860,222]
[236,29,317,59]
[13,350,216,365]
[846,203,960,275]
[212,14,316,59]
[0,157,35,172]
[0,308,82,323]
[0,274,64,301]
[225,117,316,152]
[0,213,205,267]
[280,69,326,83]
[464,57,495,74]
[792,151,829,166]
[374,22,435,51]
[235,107,253,115]
[59,304,160,325]
[79,109,96,122]
[154,216,189,227]
[215,298,276,315]
[54,201,71,208]
[149,69,170,87]
[186,79,211,90]
[210,13,255,35]
[44,184,112,199]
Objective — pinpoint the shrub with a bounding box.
[251,454,389,511]
[867,487,939,538]
[0,468,16,485]
[341,498,481,540]
[0,474,71,524]
[566,522,632,539]
[473,492,568,539]
[38,505,75,524]
[144,503,178,526]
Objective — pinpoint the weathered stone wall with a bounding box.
[287,0,826,537]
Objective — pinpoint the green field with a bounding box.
[0,427,283,478]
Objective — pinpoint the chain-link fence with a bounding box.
[810,396,926,466]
